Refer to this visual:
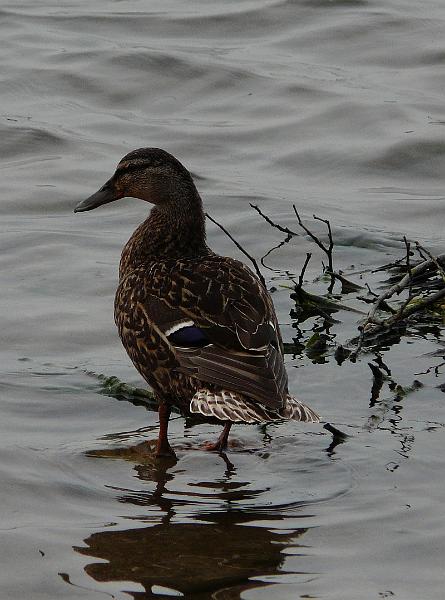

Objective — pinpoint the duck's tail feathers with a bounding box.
[190,389,320,424]
[280,394,320,423]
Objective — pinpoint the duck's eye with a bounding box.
[168,325,210,348]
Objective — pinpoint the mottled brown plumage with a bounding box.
[75,148,319,457]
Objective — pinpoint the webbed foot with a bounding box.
[201,422,232,453]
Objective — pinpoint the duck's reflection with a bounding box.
[76,441,308,599]
[77,518,304,599]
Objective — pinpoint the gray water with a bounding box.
[2,1,445,598]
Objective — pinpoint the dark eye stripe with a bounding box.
[115,161,153,176]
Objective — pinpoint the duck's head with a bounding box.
[74,148,194,213]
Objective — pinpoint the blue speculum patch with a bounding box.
[168,325,210,347]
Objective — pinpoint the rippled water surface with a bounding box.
[2,1,445,598]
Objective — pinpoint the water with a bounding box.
[2,1,445,598]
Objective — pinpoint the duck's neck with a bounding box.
[119,184,210,277]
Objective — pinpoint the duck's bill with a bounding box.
[74,179,118,213]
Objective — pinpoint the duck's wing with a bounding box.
[133,255,289,410]
[151,255,282,349]
[175,342,288,411]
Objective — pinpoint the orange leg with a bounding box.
[203,422,232,452]
[156,403,176,458]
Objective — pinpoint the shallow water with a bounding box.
[2,1,445,598]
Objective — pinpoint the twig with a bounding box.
[365,283,379,297]
[323,422,348,439]
[416,245,428,261]
[351,246,445,358]
[372,255,408,273]
[251,204,343,294]
[330,271,363,293]
[297,252,312,290]
[206,213,266,288]
[313,214,334,275]
[415,242,445,283]
[250,203,298,240]
[293,207,333,268]
[362,285,394,312]
[260,239,289,271]
[293,207,335,291]
[392,236,417,320]
[366,287,445,330]
[403,236,413,298]
[364,253,445,326]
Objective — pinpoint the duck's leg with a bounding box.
[203,422,232,452]
[156,403,176,458]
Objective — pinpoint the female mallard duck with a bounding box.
[75,148,319,457]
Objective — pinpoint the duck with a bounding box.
[75,148,319,457]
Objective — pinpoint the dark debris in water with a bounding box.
[83,370,158,410]
[251,206,445,363]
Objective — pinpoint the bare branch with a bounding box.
[293,206,329,255]
[250,204,298,239]
[372,255,408,273]
[350,244,445,358]
[260,239,289,271]
[293,207,335,291]
[364,253,445,326]
[365,287,445,332]
[313,214,334,274]
[330,271,363,293]
[415,242,445,283]
[365,283,379,297]
[206,213,266,288]
[403,236,413,298]
[297,252,312,290]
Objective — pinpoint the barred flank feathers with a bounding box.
[190,389,320,424]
